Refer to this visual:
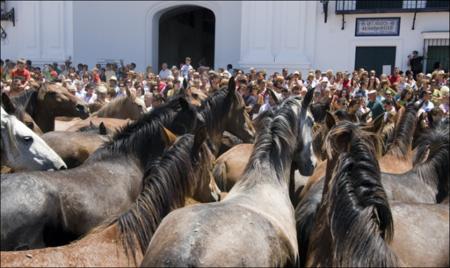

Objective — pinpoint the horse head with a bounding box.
[1,92,43,135]
[293,88,317,176]
[223,77,255,143]
[39,83,89,119]
[1,106,67,171]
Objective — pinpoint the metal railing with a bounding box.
[336,0,449,14]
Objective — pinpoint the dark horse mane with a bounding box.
[313,121,398,267]
[239,96,303,188]
[387,102,418,157]
[101,133,207,263]
[198,78,239,134]
[87,96,197,169]
[413,121,449,202]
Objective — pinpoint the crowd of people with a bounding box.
[1,55,449,124]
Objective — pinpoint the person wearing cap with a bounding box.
[95,84,109,104]
[367,89,385,120]
[108,76,120,95]
[66,84,77,96]
[11,59,31,90]
[438,85,449,115]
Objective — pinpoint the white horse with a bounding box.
[1,107,67,171]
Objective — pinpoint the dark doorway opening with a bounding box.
[158,6,215,70]
[355,46,396,75]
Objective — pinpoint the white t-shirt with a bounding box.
[181,64,193,78]
[159,69,172,80]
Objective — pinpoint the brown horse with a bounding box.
[92,88,146,120]
[10,83,89,133]
[1,97,201,251]
[1,93,43,135]
[381,120,449,203]
[0,129,218,267]
[197,77,255,156]
[379,103,418,174]
[41,127,110,168]
[66,117,131,134]
[299,121,448,267]
[141,94,316,267]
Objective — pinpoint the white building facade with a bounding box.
[1,0,449,75]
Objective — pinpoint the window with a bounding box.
[355,0,403,11]
[426,0,450,9]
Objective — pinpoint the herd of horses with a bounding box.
[0,77,448,267]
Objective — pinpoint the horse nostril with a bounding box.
[59,165,67,170]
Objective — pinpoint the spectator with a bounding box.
[389,67,402,85]
[438,86,449,115]
[159,62,172,80]
[84,83,97,104]
[408,50,424,77]
[383,99,397,122]
[417,89,435,117]
[181,57,193,79]
[11,59,31,91]
[367,89,385,120]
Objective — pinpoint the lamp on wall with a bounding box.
[1,0,15,39]
[320,0,329,23]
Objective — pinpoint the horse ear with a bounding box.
[267,88,280,105]
[192,125,207,157]
[227,77,236,94]
[325,111,336,130]
[1,92,16,114]
[365,113,384,134]
[160,126,177,146]
[302,86,315,108]
[98,122,107,135]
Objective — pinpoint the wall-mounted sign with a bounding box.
[355,17,400,36]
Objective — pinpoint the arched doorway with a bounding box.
[158,6,215,70]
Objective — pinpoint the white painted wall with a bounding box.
[1,1,448,75]
[72,1,241,72]
[313,1,450,74]
[1,1,73,65]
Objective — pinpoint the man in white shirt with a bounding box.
[181,57,193,79]
[158,63,172,80]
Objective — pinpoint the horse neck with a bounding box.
[412,142,449,202]
[33,100,55,133]
[235,133,295,192]
[201,102,228,156]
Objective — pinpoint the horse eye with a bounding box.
[23,136,33,143]
[26,122,34,129]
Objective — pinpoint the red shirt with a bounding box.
[11,68,31,84]
[389,74,401,85]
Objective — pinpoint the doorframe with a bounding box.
[144,1,219,71]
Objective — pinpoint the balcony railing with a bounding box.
[336,0,450,14]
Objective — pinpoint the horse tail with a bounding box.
[328,132,399,267]
[212,161,228,192]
